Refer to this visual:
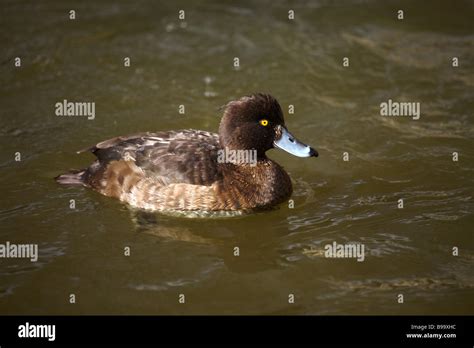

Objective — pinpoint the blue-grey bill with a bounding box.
[273,126,318,158]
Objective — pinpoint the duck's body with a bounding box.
[56,94,317,214]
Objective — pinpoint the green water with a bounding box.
[0,0,473,314]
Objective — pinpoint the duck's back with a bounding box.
[88,130,222,185]
[57,130,228,211]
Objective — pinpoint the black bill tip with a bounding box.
[309,147,318,157]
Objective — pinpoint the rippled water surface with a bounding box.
[1,0,473,314]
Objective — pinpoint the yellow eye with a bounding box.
[259,119,269,126]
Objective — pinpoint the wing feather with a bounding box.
[82,130,222,186]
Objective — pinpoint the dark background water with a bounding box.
[0,0,473,314]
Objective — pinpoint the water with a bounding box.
[1,0,473,314]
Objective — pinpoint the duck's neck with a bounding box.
[219,159,293,208]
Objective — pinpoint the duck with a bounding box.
[55,93,318,214]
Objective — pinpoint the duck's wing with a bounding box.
[82,130,222,186]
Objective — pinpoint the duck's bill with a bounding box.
[273,126,318,158]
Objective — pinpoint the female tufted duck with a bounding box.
[56,94,318,214]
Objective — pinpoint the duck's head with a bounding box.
[219,93,318,159]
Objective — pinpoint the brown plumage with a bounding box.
[55,94,317,214]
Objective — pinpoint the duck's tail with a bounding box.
[55,169,87,186]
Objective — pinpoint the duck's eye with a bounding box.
[259,119,269,126]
